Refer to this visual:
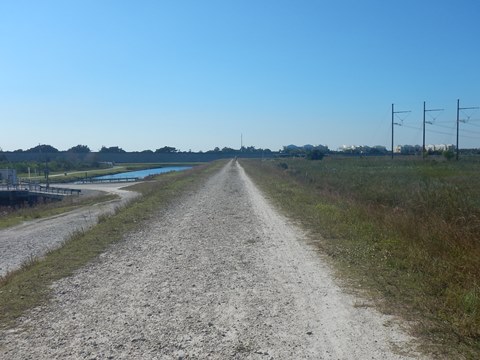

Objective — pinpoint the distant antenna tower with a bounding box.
[241,133,243,151]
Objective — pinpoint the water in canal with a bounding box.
[94,166,192,180]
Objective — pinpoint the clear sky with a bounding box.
[1,0,479,152]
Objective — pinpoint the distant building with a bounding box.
[395,145,421,154]
[395,144,455,154]
[338,145,357,152]
[426,144,455,152]
[337,145,387,155]
[0,169,18,185]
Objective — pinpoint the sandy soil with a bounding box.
[0,161,424,359]
[0,183,139,277]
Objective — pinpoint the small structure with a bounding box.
[0,169,17,185]
[0,169,81,206]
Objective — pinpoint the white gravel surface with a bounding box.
[0,161,423,359]
[0,184,139,277]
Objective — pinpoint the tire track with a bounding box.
[0,161,423,359]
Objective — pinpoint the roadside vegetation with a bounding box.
[241,156,480,358]
[0,161,223,328]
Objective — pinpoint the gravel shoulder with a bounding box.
[0,161,424,359]
[0,183,139,277]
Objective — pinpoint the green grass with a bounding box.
[241,156,480,359]
[0,160,224,329]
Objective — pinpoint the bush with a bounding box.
[306,149,325,160]
[443,149,455,161]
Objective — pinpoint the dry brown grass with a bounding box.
[241,156,480,358]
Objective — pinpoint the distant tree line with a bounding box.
[0,158,105,175]
[280,145,329,160]
[203,146,273,154]
[9,144,178,153]
[3,143,480,165]
[4,144,278,154]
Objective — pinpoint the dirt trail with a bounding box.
[0,161,423,359]
[0,184,139,277]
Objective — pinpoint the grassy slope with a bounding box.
[0,160,224,328]
[241,157,480,359]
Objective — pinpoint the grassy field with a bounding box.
[0,160,223,328]
[241,156,480,359]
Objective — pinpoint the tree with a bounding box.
[0,148,6,162]
[206,147,221,153]
[67,144,91,153]
[221,147,237,153]
[99,146,126,153]
[306,149,325,160]
[26,144,59,153]
[155,146,178,153]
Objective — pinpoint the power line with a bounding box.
[423,101,444,158]
[457,99,479,160]
[390,100,480,158]
[391,103,411,159]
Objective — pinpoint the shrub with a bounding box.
[306,149,325,160]
[443,149,455,161]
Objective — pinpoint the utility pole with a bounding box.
[391,103,410,159]
[45,157,49,188]
[39,143,49,188]
[456,99,479,160]
[422,101,444,158]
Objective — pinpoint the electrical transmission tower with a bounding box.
[391,103,411,159]
[422,101,444,158]
[456,99,479,160]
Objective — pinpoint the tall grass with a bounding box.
[242,156,480,358]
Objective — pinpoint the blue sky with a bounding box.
[1,0,479,152]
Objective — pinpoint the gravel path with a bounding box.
[0,161,423,359]
[0,184,139,277]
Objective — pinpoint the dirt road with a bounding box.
[0,184,139,277]
[0,161,422,359]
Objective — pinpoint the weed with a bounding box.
[241,157,480,358]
